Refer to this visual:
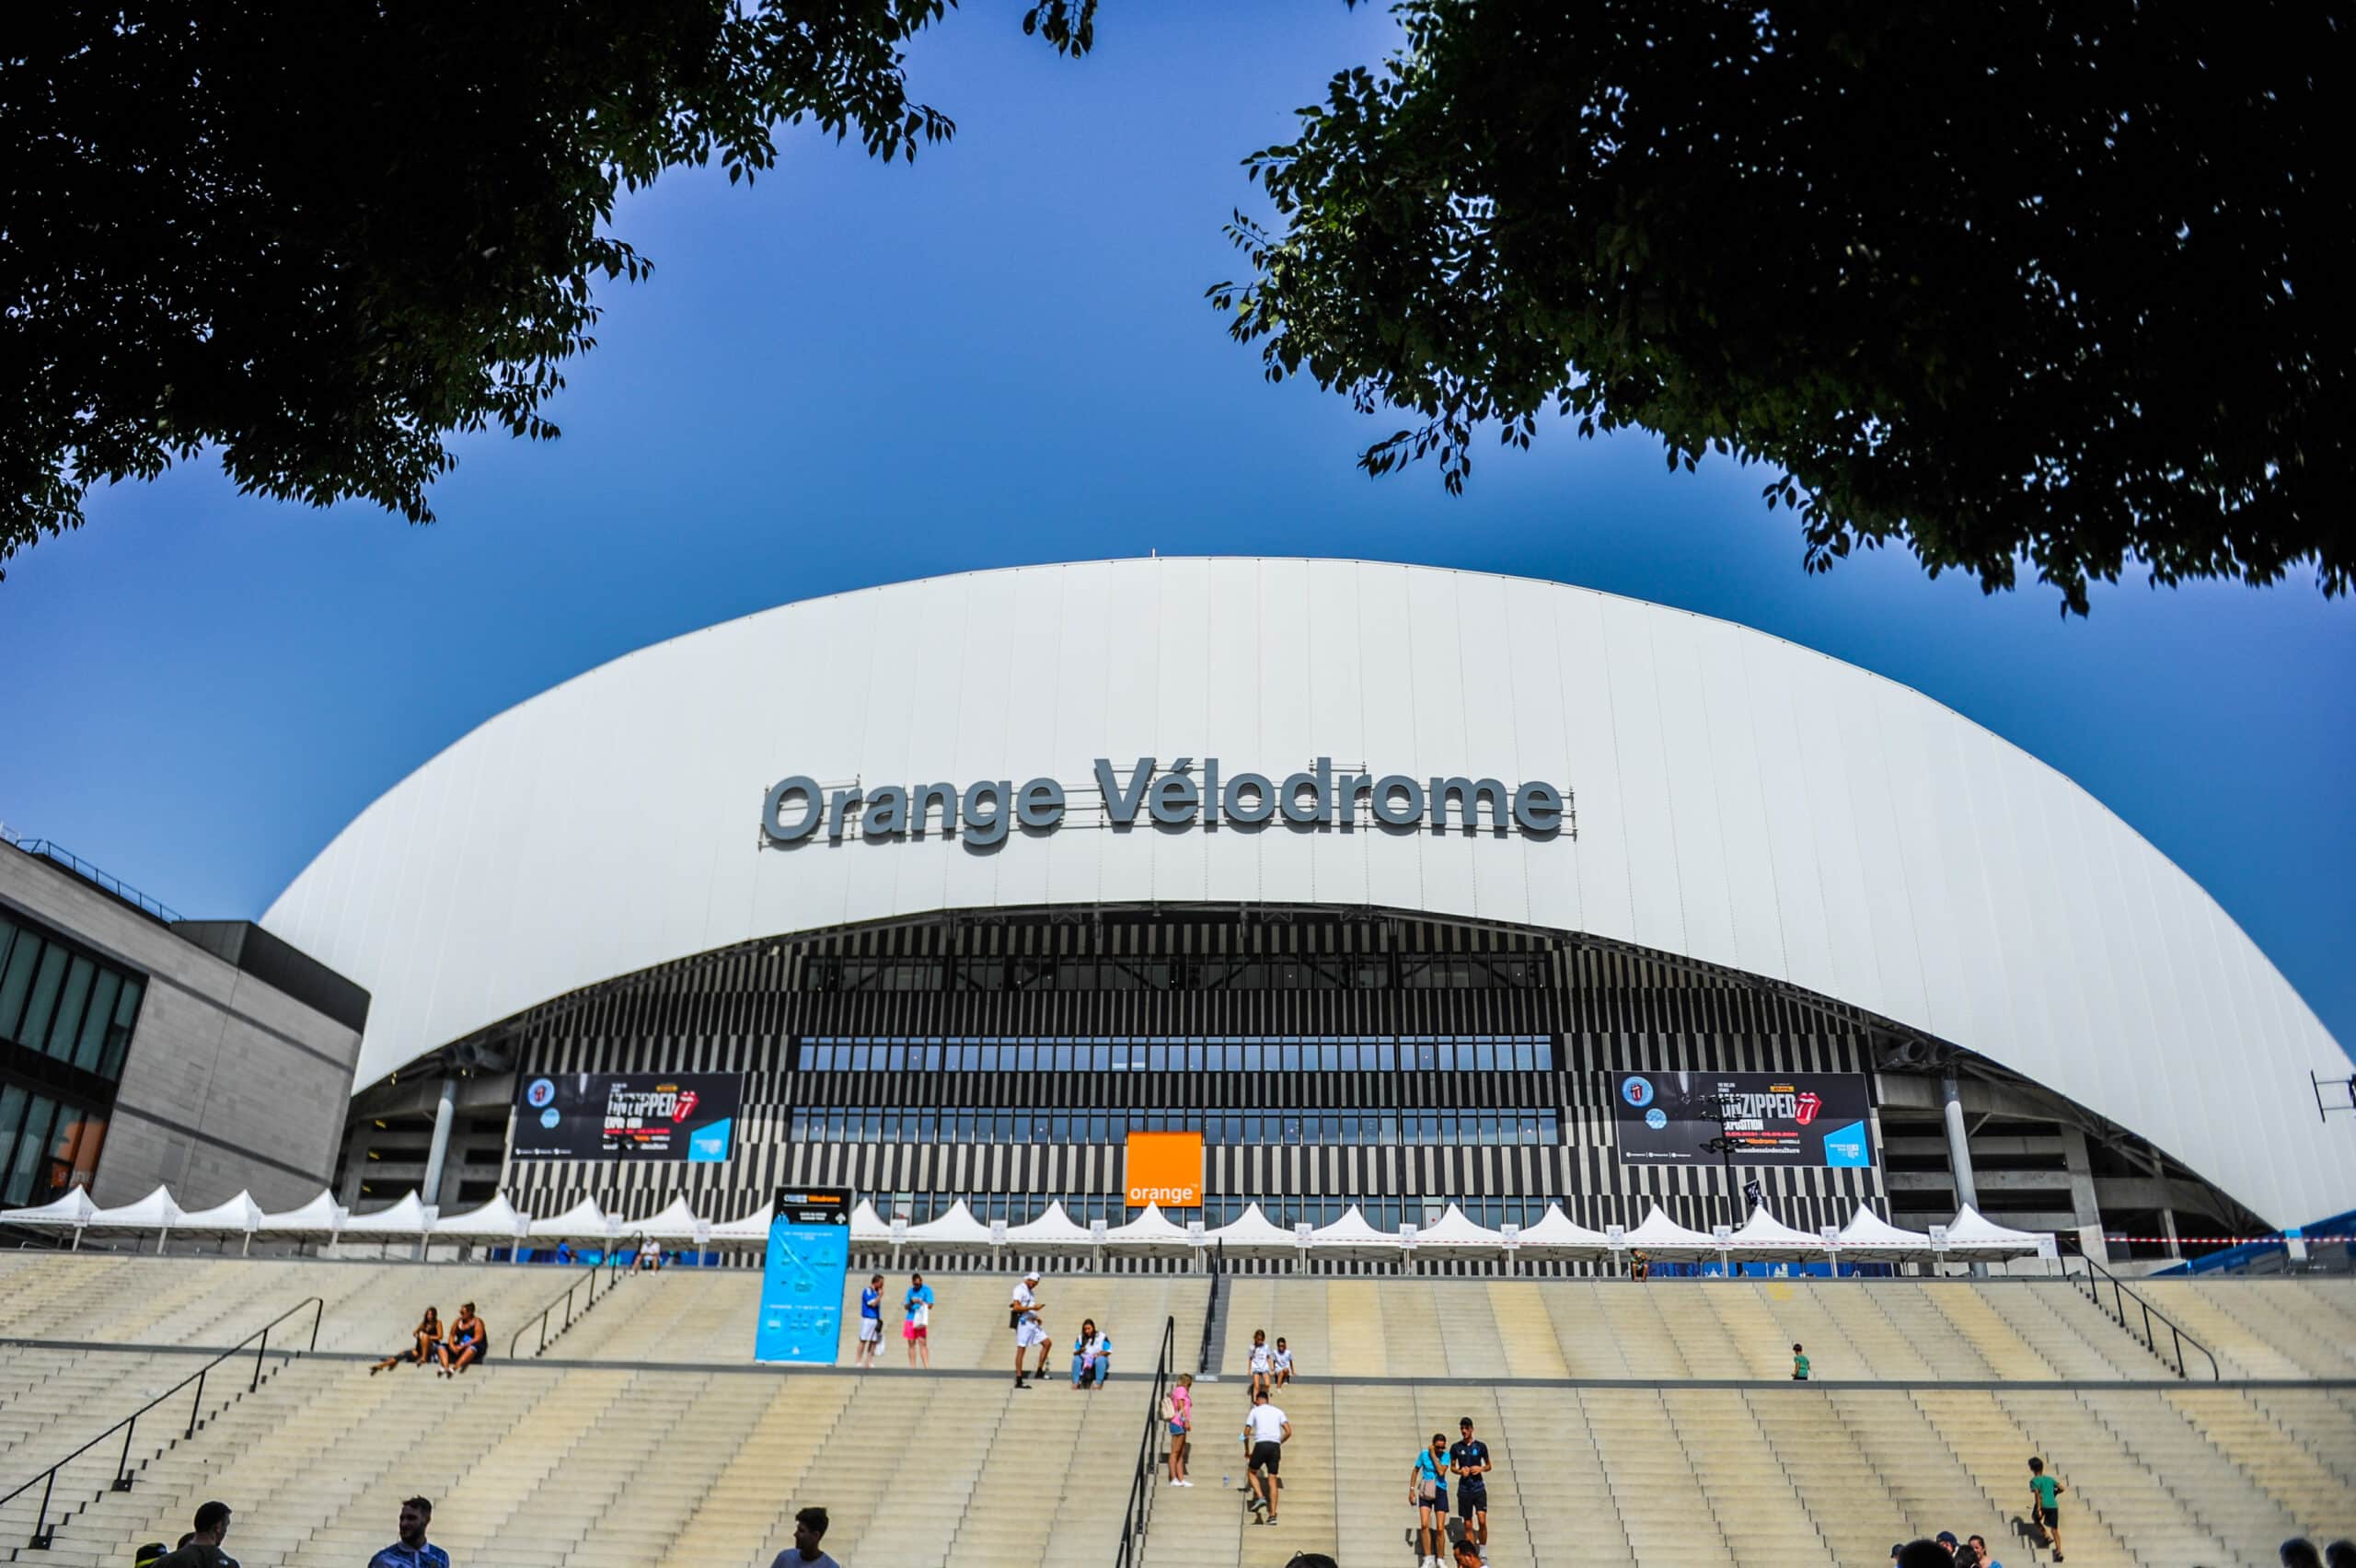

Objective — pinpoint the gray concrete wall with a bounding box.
[0,847,362,1211]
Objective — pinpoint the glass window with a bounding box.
[1480,1114,1501,1147]
[73,970,121,1074]
[4,1093,56,1205]
[1542,1109,1561,1145]
[954,1112,976,1143]
[15,946,68,1053]
[0,933,40,1040]
[996,1113,1018,1145]
[41,954,94,1060]
[1473,1040,1496,1072]
[1536,1039,1554,1072]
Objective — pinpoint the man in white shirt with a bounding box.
[767,1506,839,1568]
[1242,1389,1291,1527]
[1011,1270,1050,1389]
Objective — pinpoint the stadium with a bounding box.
[3,559,2352,1568]
[268,558,2350,1254]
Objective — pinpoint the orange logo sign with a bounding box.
[1124,1131,1204,1208]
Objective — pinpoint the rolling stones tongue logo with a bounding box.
[1794,1091,1821,1125]
[671,1090,699,1124]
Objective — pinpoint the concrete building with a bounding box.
[0,837,366,1211]
[243,560,2353,1261]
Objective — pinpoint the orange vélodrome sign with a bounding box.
[1124,1130,1203,1208]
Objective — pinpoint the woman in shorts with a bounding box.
[902,1272,934,1369]
[1247,1329,1273,1397]
[371,1306,440,1374]
[1165,1372,1194,1486]
[437,1302,487,1377]
[1412,1432,1451,1568]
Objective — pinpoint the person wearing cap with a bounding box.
[1011,1270,1050,1389]
[1449,1415,1492,1565]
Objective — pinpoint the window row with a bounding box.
[0,1083,107,1208]
[0,916,144,1083]
[789,1105,1563,1147]
[883,1192,1572,1232]
[797,1034,1558,1075]
[799,952,1548,995]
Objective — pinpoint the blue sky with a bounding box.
[3,5,2350,1057]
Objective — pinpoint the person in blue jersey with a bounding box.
[903,1272,935,1368]
[1449,1416,1492,1567]
[365,1498,447,1568]
[854,1274,884,1370]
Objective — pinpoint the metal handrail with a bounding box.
[2,835,184,923]
[2066,1252,2220,1379]
[1113,1314,1178,1568]
[507,1233,644,1359]
[0,1296,323,1548]
[1196,1239,1224,1375]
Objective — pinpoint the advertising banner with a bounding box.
[1611,1070,1872,1168]
[1124,1130,1204,1207]
[754,1186,854,1364]
[511,1072,742,1162]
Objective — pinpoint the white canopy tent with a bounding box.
[1727,1205,1832,1261]
[1307,1205,1400,1259]
[525,1197,615,1243]
[901,1199,994,1250]
[1511,1205,1613,1260]
[1620,1205,1721,1260]
[257,1189,346,1243]
[1204,1203,1301,1255]
[0,1186,100,1246]
[1943,1205,2051,1258]
[634,1195,710,1245]
[1415,1203,1510,1253]
[1102,1203,1195,1253]
[87,1185,191,1252]
[339,1191,429,1237]
[848,1198,894,1246]
[1834,1205,1940,1260]
[707,1198,780,1247]
[1003,1201,1096,1251]
[432,1193,529,1241]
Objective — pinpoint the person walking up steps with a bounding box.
[1450,1416,1492,1566]
[903,1272,934,1369]
[1412,1433,1449,1568]
[365,1497,448,1568]
[2027,1456,2066,1561]
[1163,1371,1195,1486]
[854,1274,884,1370]
[149,1502,237,1568]
[1792,1343,1810,1381]
[1011,1270,1050,1388]
[1244,1387,1290,1527]
[1247,1328,1273,1397]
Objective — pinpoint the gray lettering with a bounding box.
[762,777,823,844]
[1429,777,1509,834]
[1017,778,1066,830]
[1223,771,1276,824]
[912,781,959,836]
[1513,780,1565,834]
[826,788,864,843]
[1334,773,1369,828]
[1370,775,1424,826]
[1149,773,1201,825]
[1280,758,1330,825]
[864,784,907,837]
[1201,757,1220,825]
[963,780,1011,847]
[1094,757,1155,825]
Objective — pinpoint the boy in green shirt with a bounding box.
[1791,1343,1810,1380]
[2027,1455,2065,1561]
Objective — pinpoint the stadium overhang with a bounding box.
[260,558,2354,1227]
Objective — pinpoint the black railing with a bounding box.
[1113,1314,1177,1568]
[508,1236,641,1359]
[2067,1254,2219,1379]
[1196,1239,1225,1375]
[0,1296,322,1549]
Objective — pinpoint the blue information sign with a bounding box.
[754,1186,853,1364]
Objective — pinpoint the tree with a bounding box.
[0,1,1094,576]
[1212,3,2351,613]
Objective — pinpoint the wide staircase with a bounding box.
[1,1255,2351,1565]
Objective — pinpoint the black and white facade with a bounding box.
[262,560,2355,1256]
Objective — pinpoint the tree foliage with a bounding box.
[0,2,1093,575]
[1212,3,2351,611]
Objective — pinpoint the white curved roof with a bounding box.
[260,558,2352,1225]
